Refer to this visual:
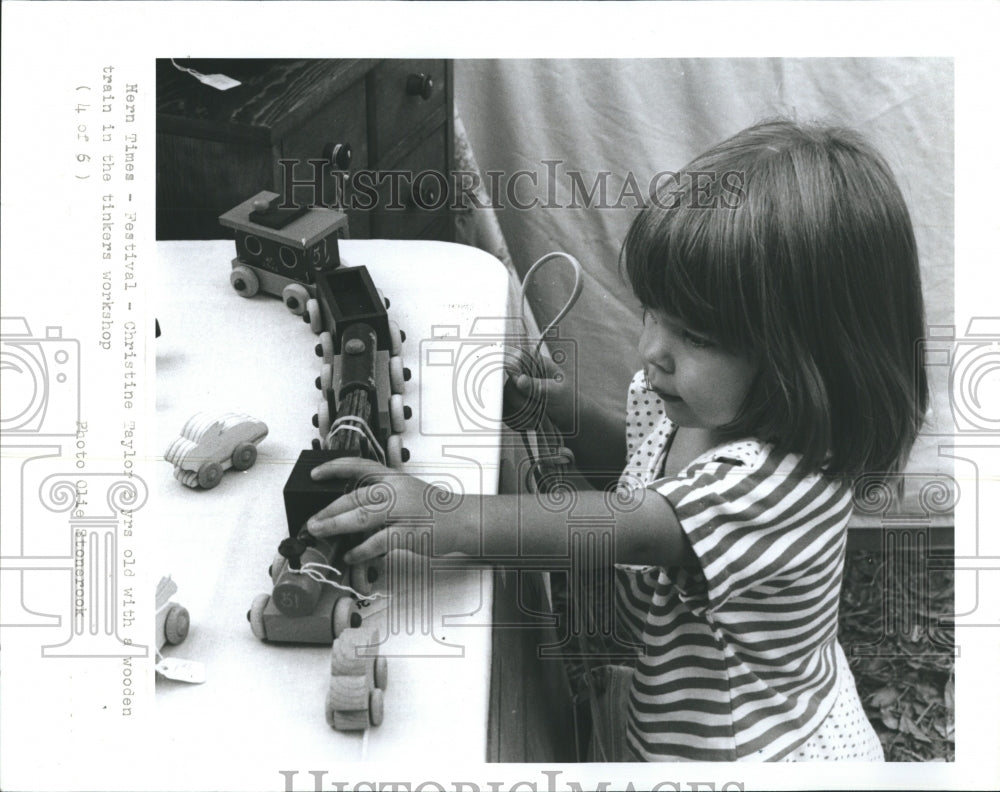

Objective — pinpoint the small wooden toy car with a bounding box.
[325,626,388,730]
[164,411,268,489]
[156,576,190,649]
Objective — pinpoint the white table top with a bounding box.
[152,239,511,786]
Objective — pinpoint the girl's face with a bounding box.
[639,307,757,432]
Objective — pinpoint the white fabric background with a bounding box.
[454,58,954,517]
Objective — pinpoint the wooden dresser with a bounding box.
[156,59,454,241]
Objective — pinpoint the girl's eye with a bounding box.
[682,329,714,349]
[641,307,657,325]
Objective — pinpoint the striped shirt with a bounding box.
[616,371,852,761]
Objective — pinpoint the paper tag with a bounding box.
[156,657,207,684]
[194,72,241,91]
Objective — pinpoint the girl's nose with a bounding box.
[639,326,675,372]
[650,354,675,374]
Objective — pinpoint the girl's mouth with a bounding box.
[643,370,682,402]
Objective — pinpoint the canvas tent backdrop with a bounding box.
[453,58,954,522]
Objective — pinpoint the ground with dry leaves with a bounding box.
[838,545,955,762]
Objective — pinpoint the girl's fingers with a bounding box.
[307,456,395,527]
[310,455,388,482]
[342,530,388,565]
[306,479,400,534]
[307,479,398,533]
[310,484,368,521]
[515,372,540,395]
[304,457,431,557]
[306,498,384,538]
[310,513,426,565]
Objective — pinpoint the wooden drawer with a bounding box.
[156,132,272,239]
[372,126,448,240]
[370,59,448,165]
[281,78,370,238]
[156,58,452,242]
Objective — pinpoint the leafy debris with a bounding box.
[838,547,955,762]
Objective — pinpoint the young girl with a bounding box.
[305,119,929,762]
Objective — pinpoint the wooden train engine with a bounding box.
[310,265,411,462]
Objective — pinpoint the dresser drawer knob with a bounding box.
[323,142,353,170]
[406,73,434,101]
[412,176,441,208]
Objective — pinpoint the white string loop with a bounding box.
[326,415,387,466]
[290,561,389,602]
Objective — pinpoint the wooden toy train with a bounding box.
[223,191,406,731]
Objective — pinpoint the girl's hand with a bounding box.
[305,457,465,565]
[503,350,575,432]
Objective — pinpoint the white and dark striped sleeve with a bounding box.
[649,449,854,613]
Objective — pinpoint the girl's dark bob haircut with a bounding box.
[623,119,929,478]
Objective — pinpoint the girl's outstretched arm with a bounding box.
[306,457,695,570]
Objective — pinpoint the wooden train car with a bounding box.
[247,548,384,645]
[219,190,348,316]
[247,448,387,645]
[310,265,411,457]
[326,626,388,731]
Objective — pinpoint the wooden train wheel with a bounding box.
[282,283,310,315]
[369,688,385,727]
[230,266,259,297]
[373,656,388,691]
[163,604,190,645]
[247,594,270,641]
